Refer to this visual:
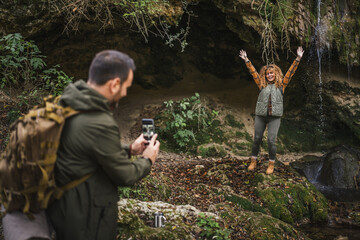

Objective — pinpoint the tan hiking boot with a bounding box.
[247,157,257,171]
[266,161,275,175]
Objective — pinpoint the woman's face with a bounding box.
[266,68,275,82]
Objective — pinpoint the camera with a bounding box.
[142,118,155,142]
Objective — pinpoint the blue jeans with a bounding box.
[251,115,281,160]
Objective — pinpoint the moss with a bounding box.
[244,131,253,143]
[276,142,286,154]
[235,131,244,137]
[124,174,173,201]
[197,144,227,158]
[278,119,324,152]
[213,203,310,240]
[225,114,244,129]
[209,127,226,144]
[255,179,328,224]
[241,211,309,240]
[224,194,266,214]
[234,142,251,150]
[251,173,265,186]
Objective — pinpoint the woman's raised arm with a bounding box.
[239,49,249,62]
[239,49,261,89]
[282,46,304,92]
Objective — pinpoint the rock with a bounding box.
[253,173,328,224]
[318,145,360,189]
[290,155,323,182]
[117,199,222,239]
[291,145,360,201]
[117,198,311,240]
[213,203,311,240]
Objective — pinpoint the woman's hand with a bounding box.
[297,46,304,60]
[239,49,249,62]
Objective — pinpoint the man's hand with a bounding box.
[142,134,160,165]
[130,134,147,156]
[296,46,304,60]
[239,49,249,62]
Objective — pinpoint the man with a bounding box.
[47,50,160,240]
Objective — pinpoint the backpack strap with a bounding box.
[41,172,93,209]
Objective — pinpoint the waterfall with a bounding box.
[346,43,352,81]
[315,0,325,130]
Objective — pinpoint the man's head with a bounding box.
[87,50,136,103]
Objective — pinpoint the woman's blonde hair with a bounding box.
[259,64,283,89]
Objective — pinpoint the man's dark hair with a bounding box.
[88,50,136,85]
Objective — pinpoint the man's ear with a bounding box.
[108,77,121,94]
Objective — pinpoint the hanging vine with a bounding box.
[46,0,196,52]
[253,0,314,64]
[116,0,196,52]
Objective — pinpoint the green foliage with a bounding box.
[17,89,41,110]
[118,187,146,199]
[157,93,219,153]
[196,213,231,240]
[115,0,192,52]
[0,33,72,108]
[0,33,45,88]
[7,108,21,124]
[42,65,73,96]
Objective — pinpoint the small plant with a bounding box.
[157,93,219,153]
[118,187,145,199]
[7,108,21,124]
[196,213,231,239]
[42,65,73,96]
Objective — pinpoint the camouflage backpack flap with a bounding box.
[0,96,90,217]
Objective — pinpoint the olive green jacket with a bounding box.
[47,80,152,240]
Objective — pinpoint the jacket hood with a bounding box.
[60,80,110,112]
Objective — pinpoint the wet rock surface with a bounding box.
[291,145,360,202]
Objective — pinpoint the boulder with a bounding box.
[318,145,360,189]
[291,145,360,201]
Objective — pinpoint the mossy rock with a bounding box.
[119,173,177,202]
[214,203,310,240]
[224,193,266,214]
[254,173,328,224]
[117,199,225,240]
[197,143,227,157]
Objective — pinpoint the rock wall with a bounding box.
[0,0,359,149]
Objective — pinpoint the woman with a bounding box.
[239,46,304,174]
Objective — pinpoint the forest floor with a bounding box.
[1,76,360,239]
[151,152,360,238]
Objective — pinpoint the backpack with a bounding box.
[0,96,91,218]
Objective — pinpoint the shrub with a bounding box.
[157,93,219,153]
[0,33,73,108]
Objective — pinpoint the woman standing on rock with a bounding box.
[239,46,304,174]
